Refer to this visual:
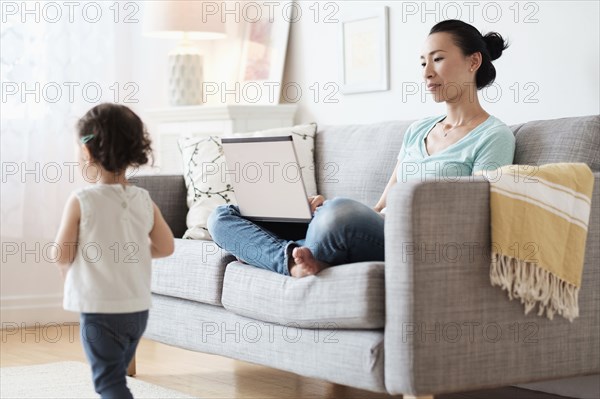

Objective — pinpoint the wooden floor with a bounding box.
[1,325,572,399]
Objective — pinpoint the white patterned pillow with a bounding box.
[179,123,317,240]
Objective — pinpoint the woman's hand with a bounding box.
[308,195,325,215]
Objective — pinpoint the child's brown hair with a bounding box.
[77,103,153,173]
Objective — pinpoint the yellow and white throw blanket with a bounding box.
[477,163,594,322]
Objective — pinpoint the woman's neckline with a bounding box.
[421,114,492,157]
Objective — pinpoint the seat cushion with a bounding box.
[151,238,235,306]
[221,261,385,329]
[514,115,600,171]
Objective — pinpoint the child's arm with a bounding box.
[149,202,175,258]
[52,193,80,279]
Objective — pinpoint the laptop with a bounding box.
[220,136,313,223]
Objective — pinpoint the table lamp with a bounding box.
[144,1,226,106]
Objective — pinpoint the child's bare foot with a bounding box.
[289,247,328,277]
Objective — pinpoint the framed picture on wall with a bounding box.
[339,6,389,94]
[238,5,292,104]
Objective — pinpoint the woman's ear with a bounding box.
[469,52,483,72]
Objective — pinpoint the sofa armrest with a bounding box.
[132,174,188,239]
[383,174,600,396]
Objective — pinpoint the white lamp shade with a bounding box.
[144,1,226,40]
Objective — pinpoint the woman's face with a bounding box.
[420,32,478,103]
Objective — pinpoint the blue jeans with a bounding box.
[207,197,385,276]
[80,310,148,399]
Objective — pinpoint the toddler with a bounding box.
[52,103,175,398]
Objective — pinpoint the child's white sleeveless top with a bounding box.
[63,184,154,313]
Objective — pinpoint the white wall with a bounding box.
[124,1,600,125]
[126,1,599,126]
[282,1,599,126]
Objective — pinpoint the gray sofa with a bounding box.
[134,114,599,398]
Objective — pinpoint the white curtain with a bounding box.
[1,2,122,241]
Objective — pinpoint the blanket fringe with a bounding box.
[490,253,579,322]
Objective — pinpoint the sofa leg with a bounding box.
[404,395,434,399]
[127,356,136,377]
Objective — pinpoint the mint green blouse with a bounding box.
[396,115,516,183]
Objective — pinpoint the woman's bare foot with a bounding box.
[289,247,328,277]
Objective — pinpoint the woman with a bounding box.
[208,19,516,278]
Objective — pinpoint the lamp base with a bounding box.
[168,53,203,106]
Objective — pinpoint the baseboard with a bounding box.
[0,294,78,327]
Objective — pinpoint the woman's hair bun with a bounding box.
[483,32,509,61]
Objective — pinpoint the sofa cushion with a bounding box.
[315,120,413,206]
[151,238,235,306]
[221,261,385,329]
[514,115,600,171]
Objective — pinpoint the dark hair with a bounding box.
[429,19,509,89]
[77,103,153,173]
